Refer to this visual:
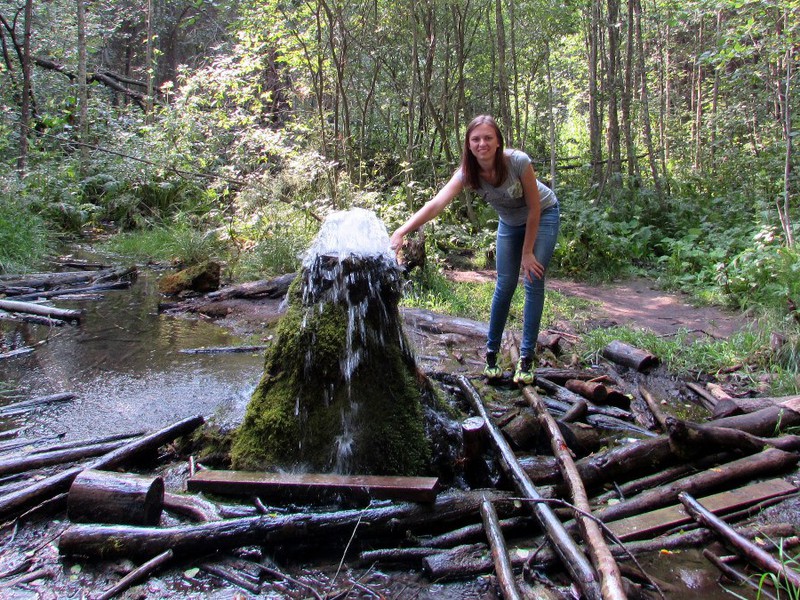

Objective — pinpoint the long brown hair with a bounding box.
[460,115,507,190]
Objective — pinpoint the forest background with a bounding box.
[0,0,798,389]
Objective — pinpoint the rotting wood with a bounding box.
[711,400,800,435]
[24,431,144,455]
[605,478,796,541]
[423,522,800,581]
[199,561,261,594]
[453,374,603,600]
[67,469,165,526]
[58,489,521,559]
[562,399,588,423]
[206,273,296,300]
[593,447,799,525]
[0,310,66,327]
[0,299,82,322]
[0,415,203,523]
[601,340,659,371]
[639,385,669,430]
[0,439,129,477]
[163,492,223,522]
[480,496,523,600]
[667,417,800,457]
[535,377,631,420]
[679,491,800,590]
[565,379,609,403]
[0,392,76,416]
[95,549,173,600]
[522,385,626,600]
[417,515,532,549]
[0,347,35,360]
[187,470,440,503]
[685,382,717,412]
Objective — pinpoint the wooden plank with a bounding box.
[187,470,440,503]
[605,478,796,541]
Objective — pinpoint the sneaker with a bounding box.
[483,351,502,380]
[513,356,535,385]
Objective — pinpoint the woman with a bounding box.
[390,115,560,384]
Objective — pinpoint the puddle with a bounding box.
[0,267,265,440]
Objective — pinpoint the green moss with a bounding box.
[231,259,446,476]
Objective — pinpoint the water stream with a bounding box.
[0,265,264,441]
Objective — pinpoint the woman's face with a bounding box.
[468,123,500,162]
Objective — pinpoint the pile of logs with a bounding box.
[0,263,137,358]
[1,337,799,598]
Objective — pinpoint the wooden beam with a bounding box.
[187,470,439,503]
[606,478,796,541]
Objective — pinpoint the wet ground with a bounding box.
[0,259,783,599]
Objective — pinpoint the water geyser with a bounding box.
[231,208,452,476]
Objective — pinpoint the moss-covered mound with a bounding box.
[231,254,453,476]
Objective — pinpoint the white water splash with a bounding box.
[302,207,394,267]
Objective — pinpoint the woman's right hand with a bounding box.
[389,230,405,254]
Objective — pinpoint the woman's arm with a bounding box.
[390,171,465,250]
[520,163,543,282]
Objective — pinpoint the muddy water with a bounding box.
[0,268,264,440]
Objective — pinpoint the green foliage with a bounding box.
[103,222,224,266]
[554,188,657,282]
[0,195,52,274]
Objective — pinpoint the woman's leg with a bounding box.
[520,204,561,357]
[486,221,526,354]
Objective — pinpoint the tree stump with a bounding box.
[67,469,164,526]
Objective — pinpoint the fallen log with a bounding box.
[0,415,203,523]
[0,439,130,477]
[454,374,603,600]
[0,392,76,416]
[68,470,165,526]
[593,447,799,525]
[480,497,523,600]
[523,385,626,600]
[667,417,800,457]
[206,273,296,300]
[710,401,800,436]
[0,299,82,322]
[200,561,261,594]
[96,549,173,600]
[601,340,659,371]
[58,488,520,559]
[0,310,66,327]
[11,281,132,302]
[0,347,35,360]
[565,379,609,404]
[179,345,269,355]
[535,377,631,420]
[423,522,800,581]
[680,491,800,590]
[187,470,440,504]
[639,385,669,430]
[417,515,532,549]
[685,382,718,412]
[163,492,223,522]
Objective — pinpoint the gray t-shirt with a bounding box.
[459,149,557,226]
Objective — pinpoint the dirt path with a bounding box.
[549,276,743,339]
[447,270,744,339]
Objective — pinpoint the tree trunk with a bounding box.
[16,0,33,176]
[480,497,522,600]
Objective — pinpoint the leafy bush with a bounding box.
[103,223,224,266]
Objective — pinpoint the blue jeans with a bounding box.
[486,204,561,358]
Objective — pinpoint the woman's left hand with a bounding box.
[521,253,544,282]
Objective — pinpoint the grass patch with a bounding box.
[0,198,52,273]
[399,264,591,332]
[578,323,800,395]
[102,224,224,265]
